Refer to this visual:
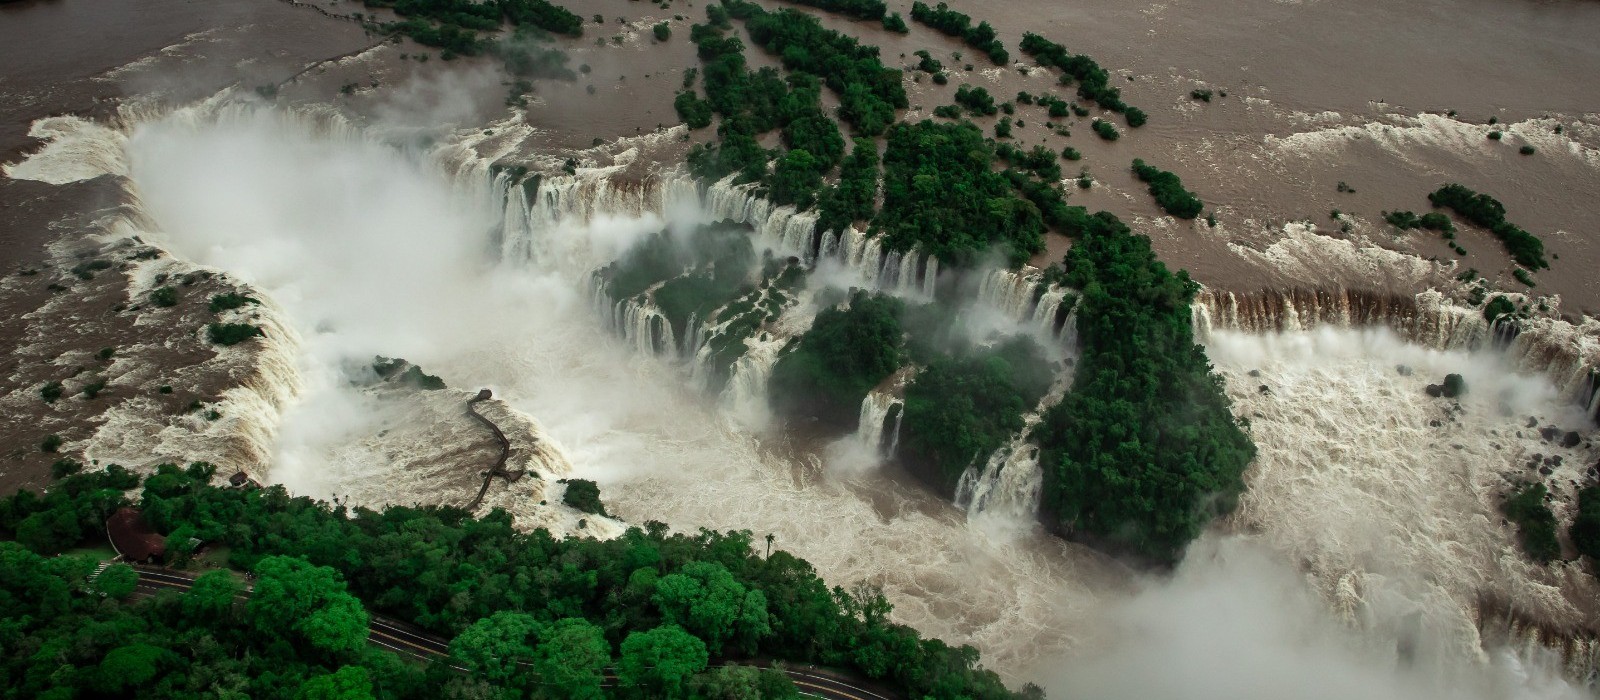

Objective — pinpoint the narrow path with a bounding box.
[127,565,896,699]
[465,388,520,512]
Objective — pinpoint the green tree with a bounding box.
[653,561,772,654]
[618,624,709,698]
[693,664,800,699]
[92,643,172,693]
[452,611,542,685]
[93,563,139,599]
[249,555,369,654]
[184,569,242,621]
[298,666,376,700]
[533,618,611,699]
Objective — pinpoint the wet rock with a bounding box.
[1540,466,1554,476]
[1562,431,1582,448]
[1527,417,1540,428]
[1540,426,1561,442]
[1258,384,1271,395]
[1247,369,1261,378]
[1425,384,1444,398]
[1527,459,1541,470]
[1550,456,1564,467]
[1429,420,1442,428]
[1396,365,1413,376]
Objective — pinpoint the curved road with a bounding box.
[129,566,897,700]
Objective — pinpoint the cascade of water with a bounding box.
[1194,287,1600,422]
[955,441,1045,521]
[855,390,904,456]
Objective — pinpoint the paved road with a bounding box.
[128,566,897,700]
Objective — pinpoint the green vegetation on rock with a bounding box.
[909,2,1008,64]
[1131,159,1203,219]
[1503,482,1560,563]
[1427,184,1547,270]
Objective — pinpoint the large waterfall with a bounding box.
[1195,287,1600,423]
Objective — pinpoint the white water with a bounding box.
[24,100,1596,695]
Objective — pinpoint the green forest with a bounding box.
[1033,212,1255,563]
[0,463,1035,699]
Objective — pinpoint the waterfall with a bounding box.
[855,390,904,456]
[1194,287,1600,422]
[955,441,1045,521]
[976,266,1078,342]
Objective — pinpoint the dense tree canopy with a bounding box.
[769,290,906,428]
[900,338,1055,490]
[875,120,1047,266]
[1033,211,1255,563]
[1,463,1030,698]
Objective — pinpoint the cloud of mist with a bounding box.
[1036,534,1584,700]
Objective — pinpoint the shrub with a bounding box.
[1482,295,1515,323]
[81,380,107,399]
[151,286,178,308]
[40,381,63,403]
[1020,33,1129,113]
[50,458,83,479]
[1061,146,1081,161]
[1502,482,1560,564]
[207,323,264,346]
[954,84,998,116]
[994,116,1012,138]
[1520,145,1536,155]
[98,347,115,361]
[560,478,608,516]
[208,293,258,313]
[1190,89,1213,102]
[159,385,174,394]
[1487,131,1502,140]
[653,22,671,41]
[1514,268,1536,287]
[1124,106,1147,127]
[674,91,714,129]
[1428,184,1546,269]
[1091,119,1119,141]
[882,12,908,32]
[1131,159,1203,219]
[41,435,62,453]
[1571,486,1600,562]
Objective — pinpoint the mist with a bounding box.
[1036,534,1584,700]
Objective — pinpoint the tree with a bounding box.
[92,643,171,693]
[298,666,376,700]
[653,561,771,654]
[452,611,542,685]
[93,563,139,599]
[533,618,611,699]
[184,569,242,621]
[1571,486,1600,562]
[249,555,369,655]
[693,664,800,699]
[618,625,709,698]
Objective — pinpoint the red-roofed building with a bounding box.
[106,507,165,564]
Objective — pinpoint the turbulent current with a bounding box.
[15,102,1599,697]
